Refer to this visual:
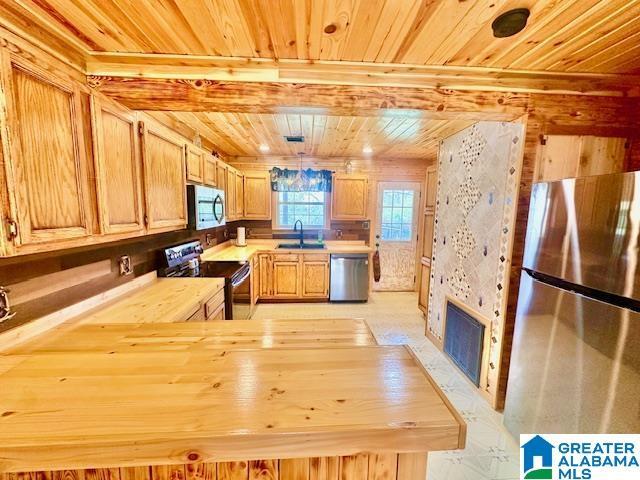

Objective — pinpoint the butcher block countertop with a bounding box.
[0,345,465,472]
[9,318,377,354]
[201,240,372,262]
[76,277,225,325]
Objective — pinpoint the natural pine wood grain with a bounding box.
[0,346,464,472]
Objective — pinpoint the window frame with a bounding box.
[271,190,331,231]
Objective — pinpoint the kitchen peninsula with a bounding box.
[0,340,465,480]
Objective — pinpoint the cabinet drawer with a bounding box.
[273,254,300,262]
[205,288,225,318]
[186,306,206,322]
[207,302,225,321]
[303,253,329,262]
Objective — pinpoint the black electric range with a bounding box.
[158,240,251,320]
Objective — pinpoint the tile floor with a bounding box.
[253,291,520,480]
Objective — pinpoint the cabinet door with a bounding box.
[186,145,205,183]
[302,261,329,297]
[425,166,438,209]
[251,254,260,304]
[421,211,435,259]
[418,262,430,313]
[90,95,144,236]
[244,172,272,220]
[258,254,272,297]
[0,54,92,249]
[273,261,301,297]
[226,167,236,221]
[216,162,227,192]
[236,172,244,219]
[203,156,217,187]
[140,121,187,231]
[331,174,368,220]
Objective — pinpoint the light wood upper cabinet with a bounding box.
[90,96,144,236]
[236,172,244,218]
[0,54,92,251]
[535,135,627,182]
[425,165,437,210]
[140,121,187,231]
[331,174,369,220]
[226,167,237,221]
[186,145,205,183]
[243,172,272,220]
[302,259,329,298]
[422,211,435,259]
[203,156,217,187]
[273,260,301,297]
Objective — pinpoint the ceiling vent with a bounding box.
[492,8,530,38]
[284,135,305,143]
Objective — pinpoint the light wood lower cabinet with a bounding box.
[185,288,225,322]
[418,260,431,313]
[273,260,301,297]
[257,253,329,301]
[302,261,330,297]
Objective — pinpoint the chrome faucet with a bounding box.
[293,219,304,247]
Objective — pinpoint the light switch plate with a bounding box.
[118,255,133,276]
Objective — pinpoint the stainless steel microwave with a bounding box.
[187,185,225,230]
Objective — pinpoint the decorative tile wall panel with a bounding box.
[427,121,524,397]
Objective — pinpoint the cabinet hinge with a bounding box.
[540,135,548,146]
[138,122,144,135]
[143,214,149,226]
[5,218,17,241]
[625,140,631,149]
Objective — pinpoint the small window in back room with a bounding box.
[276,191,327,229]
[381,189,414,241]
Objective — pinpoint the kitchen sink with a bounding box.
[277,242,326,249]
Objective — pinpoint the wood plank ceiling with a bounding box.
[11,0,640,74]
[151,112,473,159]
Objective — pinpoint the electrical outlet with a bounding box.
[118,255,133,276]
[362,221,370,230]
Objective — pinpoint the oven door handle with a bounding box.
[231,266,251,288]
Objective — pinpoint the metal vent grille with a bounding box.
[284,135,305,142]
[443,301,485,386]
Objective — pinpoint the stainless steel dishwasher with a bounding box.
[330,253,369,302]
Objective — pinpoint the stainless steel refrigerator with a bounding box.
[504,171,640,436]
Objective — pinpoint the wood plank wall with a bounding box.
[0,453,426,480]
[0,222,237,334]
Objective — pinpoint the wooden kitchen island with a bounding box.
[0,340,465,480]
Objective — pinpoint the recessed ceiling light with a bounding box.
[362,146,373,154]
[491,8,530,38]
[259,144,270,152]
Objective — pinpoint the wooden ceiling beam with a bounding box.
[84,54,640,98]
[87,76,530,120]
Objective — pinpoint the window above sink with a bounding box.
[273,191,329,230]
